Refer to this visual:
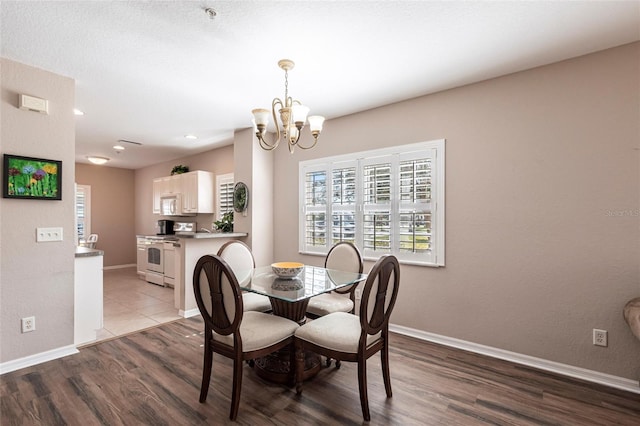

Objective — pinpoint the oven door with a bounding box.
[146,243,164,273]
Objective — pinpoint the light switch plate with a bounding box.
[36,227,63,242]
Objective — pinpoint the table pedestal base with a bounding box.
[254,348,320,385]
[253,297,320,384]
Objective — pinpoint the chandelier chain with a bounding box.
[284,69,289,103]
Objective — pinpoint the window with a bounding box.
[75,184,91,242]
[216,173,234,219]
[299,139,445,266]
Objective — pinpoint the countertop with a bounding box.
[137,233,247,240]
[177,232,248,239]
[75,246,104,257]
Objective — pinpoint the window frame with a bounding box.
[299,139,445,267]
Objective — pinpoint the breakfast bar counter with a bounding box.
[174,233,248,317]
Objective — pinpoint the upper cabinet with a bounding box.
[152,171,214,215]
[152,175,182,214]
[181,171,214,214]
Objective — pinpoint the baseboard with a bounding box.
[0,345,78,375]
[103,264,136,270]
[389,324,640,394]
[179,308,200,318]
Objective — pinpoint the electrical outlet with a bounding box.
[593,329,607,347]
[21,316,36,333]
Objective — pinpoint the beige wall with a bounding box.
[134,145,234,236]
[1,59,76,362]
[75,163,136,267]
[233,127,274,267]
[271,43,640,380]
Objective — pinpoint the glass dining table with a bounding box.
[236,264,367,383]
[239,264,367,322]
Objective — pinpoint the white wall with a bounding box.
[271,43,640,380]
[1,58,76,363]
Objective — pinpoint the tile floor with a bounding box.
[94,267,182,343]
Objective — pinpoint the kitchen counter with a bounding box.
[75,246,104,257]
[176,232,248,239]
[75,246,103,346]
[174,233,248,317]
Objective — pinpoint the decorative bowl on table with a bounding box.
[271,262,304,279]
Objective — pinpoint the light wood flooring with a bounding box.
[2,316,639,425]
[96,267,180,343]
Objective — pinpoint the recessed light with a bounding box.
[185,134,198,140]
[74,108,85,116]
[113,145,125,151]
[87,156,109,165]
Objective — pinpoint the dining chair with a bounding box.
[217,240,272,313]
[306,241,364,318]
[294,255,400,422]
[193,254,299,420]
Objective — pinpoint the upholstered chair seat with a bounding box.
[294,311,380,353]
[242,292,273,313]
[305,293,354,318]
[212,311,298,352]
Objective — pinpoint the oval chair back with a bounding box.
[359,254,400,344]
[325,241,363,273]
[217,240,255,285]
[193,255,243,338]
[217,240,271,313]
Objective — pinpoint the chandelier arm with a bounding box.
[257,133,278,150]
[295,135,319,150]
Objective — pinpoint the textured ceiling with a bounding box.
[1,1,639,169]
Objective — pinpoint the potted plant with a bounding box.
[171,164,189,175]
[213,211,234,233]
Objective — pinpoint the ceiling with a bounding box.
[1,1,638,170]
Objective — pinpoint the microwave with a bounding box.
[160,194,193,216]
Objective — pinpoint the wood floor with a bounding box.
[2,316,639,425]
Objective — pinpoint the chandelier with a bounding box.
[252,59,325,153]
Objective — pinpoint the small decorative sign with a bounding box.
[3,154,62,200]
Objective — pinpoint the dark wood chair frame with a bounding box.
[193,254,295,420]
[294,254,400,421]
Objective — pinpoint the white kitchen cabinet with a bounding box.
[137,242,147,278]
[74,252,103,345]
[152,176,180,214]
[181,170,214,214]
[163,241,176,287]
[152,178,163,214]
[152,172,212,215]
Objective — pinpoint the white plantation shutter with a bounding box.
[397,150,436,264]
[299,139,445,266]
[302,166,327,249]
[75,184,91,242]
[216,173,234,218]
[331,163,357,244]
[362,158,392,256]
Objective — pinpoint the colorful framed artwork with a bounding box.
[3,154,62,200]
